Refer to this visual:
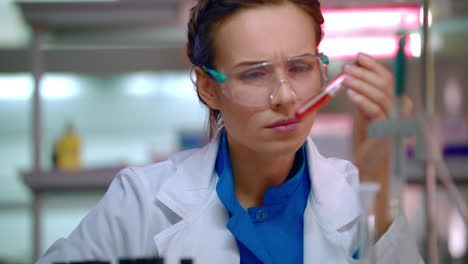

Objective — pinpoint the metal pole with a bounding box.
[421,0,438,263]
[31,24,44,263]
[32,27,43,173]
[425,165,438,264]
[32,192,44,263]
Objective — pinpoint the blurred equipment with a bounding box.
[51,256,193,264]
[357,183,381,264]
[368,2,468,263]
[119,257,164,264]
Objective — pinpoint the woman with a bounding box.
[37,0,422,263]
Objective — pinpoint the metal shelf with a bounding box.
[0,46,186,73]
[17,0,189,48]
[12,0,192,73]
[15,2,191,260]
[22,167,123,192]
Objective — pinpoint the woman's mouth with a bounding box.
[266,117,300,133]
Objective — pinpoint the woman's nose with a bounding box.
[269,79,297,109]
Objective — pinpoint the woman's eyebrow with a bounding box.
[289,53,315,59]
[230,60,271,70]
[230,52,316,69]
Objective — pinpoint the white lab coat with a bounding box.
[37,135,423,264]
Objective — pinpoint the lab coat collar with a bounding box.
[155,132,221,219]
[157,131,360,232]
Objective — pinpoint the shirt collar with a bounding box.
[215,129,242,215]
[215,129,308,211]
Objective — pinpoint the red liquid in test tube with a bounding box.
[295,73,347,119]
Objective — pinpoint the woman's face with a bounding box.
[211,3,320,156]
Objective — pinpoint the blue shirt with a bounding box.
[215,130,311,264]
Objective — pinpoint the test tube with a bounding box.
[295,73,347,119]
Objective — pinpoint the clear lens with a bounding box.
[220,54,327,107]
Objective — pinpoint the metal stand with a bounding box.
[32,192,44,263]
[421,0,439,263]
[368,1,439,263]
[31,24,45,263]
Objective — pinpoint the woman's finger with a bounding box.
[401,95,414,118]
[343,76,394,117]
[346,89,388,120]
[356,53,395,88]
[343,63,393,99]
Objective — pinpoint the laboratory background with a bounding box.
[0,0,467,263]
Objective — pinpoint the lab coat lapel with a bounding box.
[306,138,361,230]
[153,189,239,264]
[156,135,220,219]
[304,138,361,262]
[153,132,239,263]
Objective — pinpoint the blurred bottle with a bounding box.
[53,121,81,171]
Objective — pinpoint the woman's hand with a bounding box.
[343,53,396,122]
[342,53,413,240]
[343,53,413,182]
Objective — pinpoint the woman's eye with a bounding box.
[239,71,266,81]
[290,63,313,73]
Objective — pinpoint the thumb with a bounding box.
[400,95,414,118]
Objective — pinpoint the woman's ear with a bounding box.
[195,67,221,110]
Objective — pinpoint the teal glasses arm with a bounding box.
[202,66,227,83]
[318,53,330,65]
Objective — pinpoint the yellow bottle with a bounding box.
[54,122,81,171]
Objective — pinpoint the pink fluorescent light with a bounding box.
[322,6,421,32]
[319,34,418,60]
